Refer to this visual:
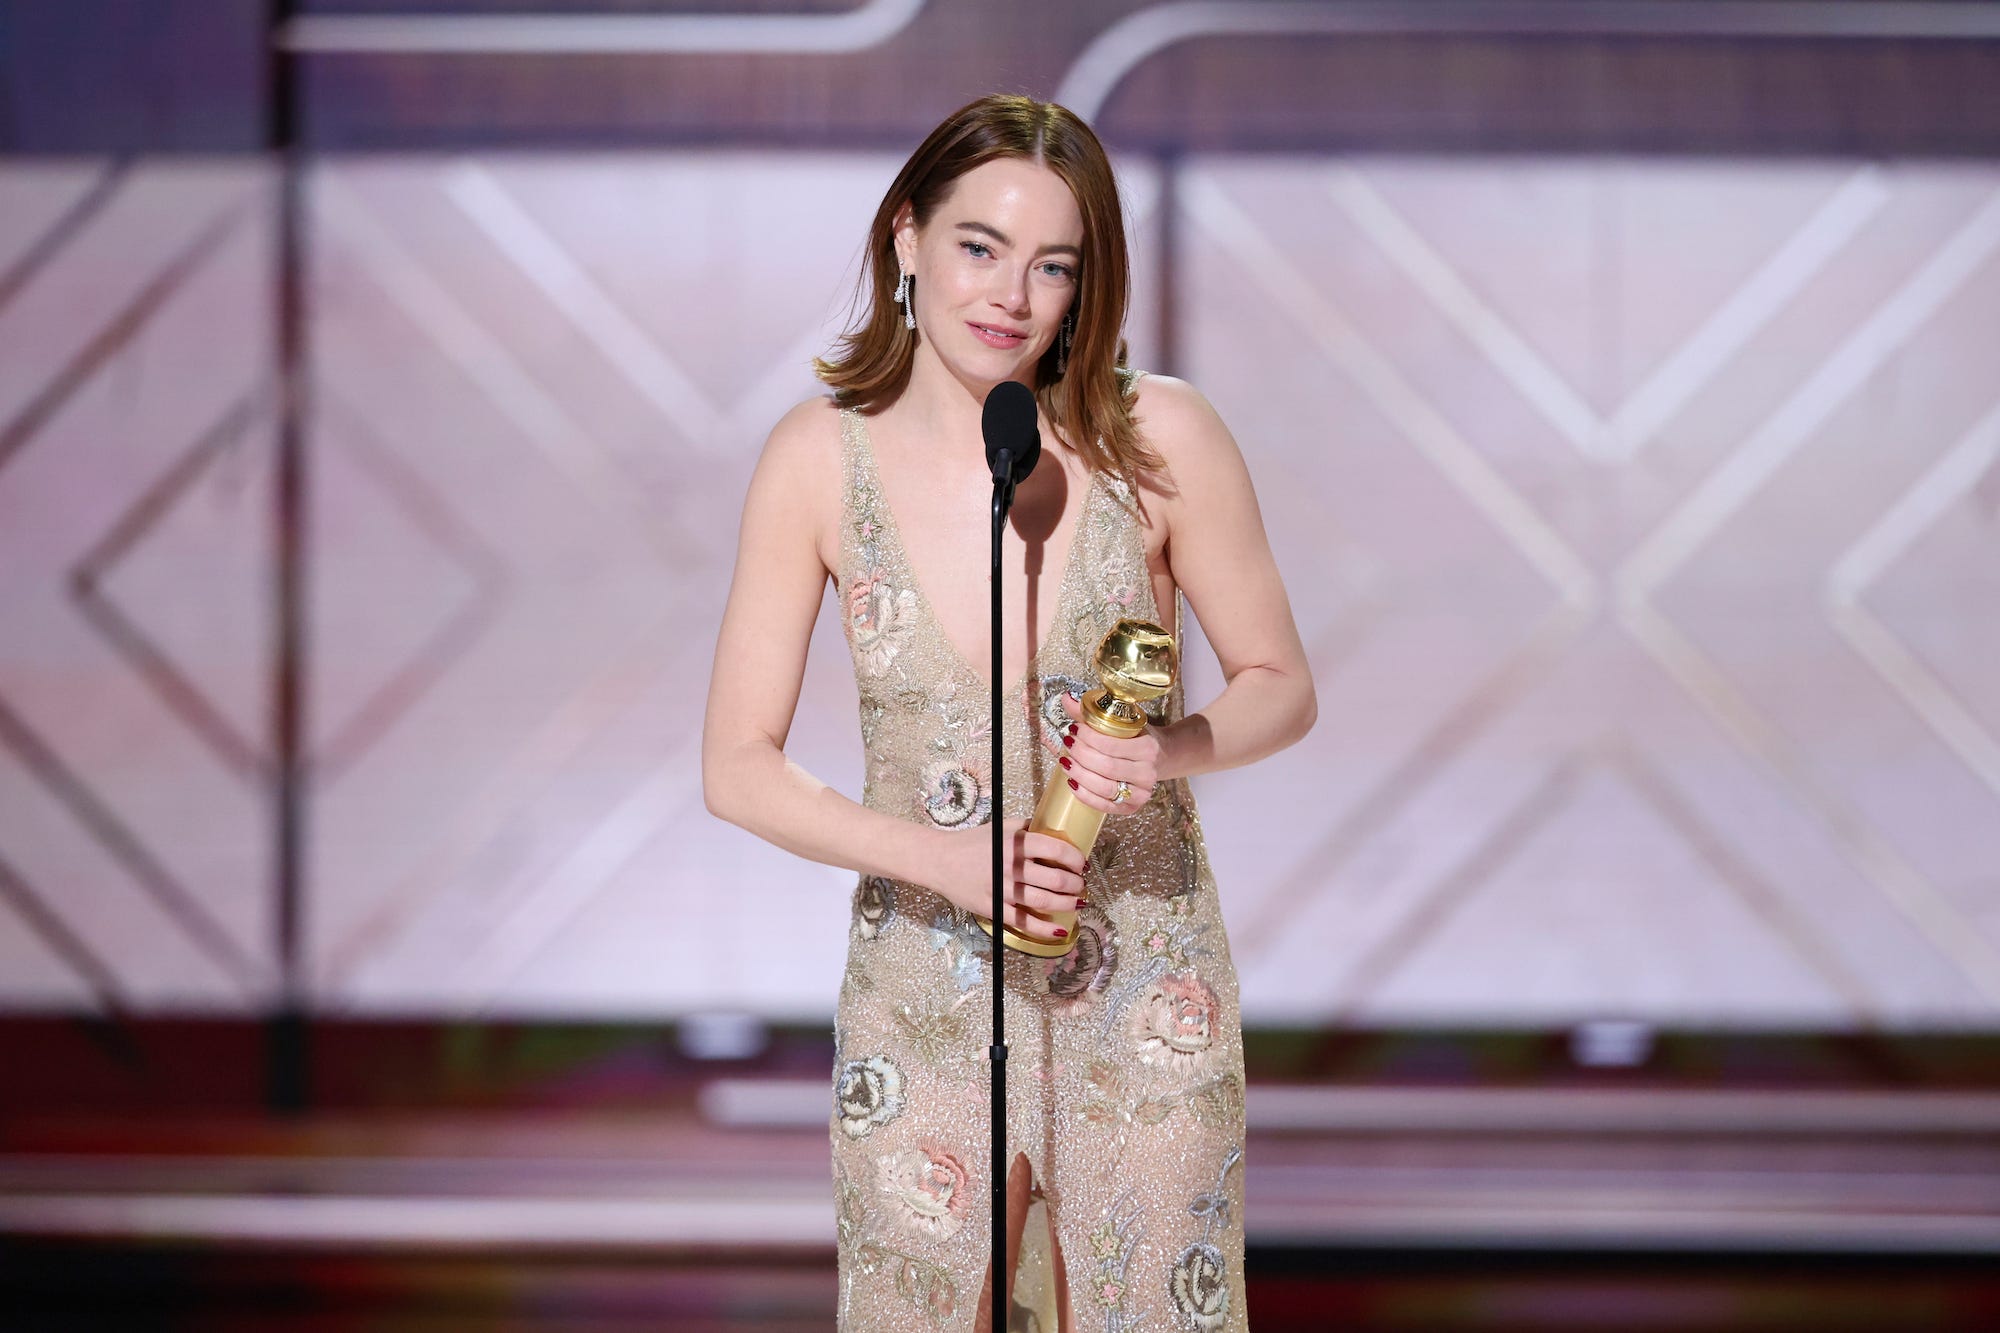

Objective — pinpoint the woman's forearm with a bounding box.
[704,739,937,886]
[1155,663,1316,783]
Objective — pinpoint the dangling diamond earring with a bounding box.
[896,264,915,330]
[1057,310,1074,374]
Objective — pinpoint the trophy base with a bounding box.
[974,915,1075,958]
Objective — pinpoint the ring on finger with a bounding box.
[1112,780,1132,805]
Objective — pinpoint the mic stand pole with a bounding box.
[988,448,1015,1333]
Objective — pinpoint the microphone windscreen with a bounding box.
[982,381,1041,484]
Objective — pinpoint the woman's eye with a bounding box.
[961,241,992,259]
[1040,262,1075,280]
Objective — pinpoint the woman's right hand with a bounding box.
[930,819,1087,938]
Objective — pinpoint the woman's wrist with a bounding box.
[1153,714,1210,784]
[879,819,948,891]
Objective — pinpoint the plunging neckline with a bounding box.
[848,407,1100,701]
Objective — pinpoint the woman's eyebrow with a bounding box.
[954,220,1082,258]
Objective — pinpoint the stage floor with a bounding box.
[5,1083,1999,1330]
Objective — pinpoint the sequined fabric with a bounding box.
[830,385,1248,1333]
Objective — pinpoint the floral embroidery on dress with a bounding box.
[848,565,917,676]
[853,876,895,941]
[918,755,990,827]
[925,677,988,751]
[1043,903,1119,1010]
[1100,914,1215,1043]
[857,697,887,749]
[1169,1244,1230,1332]
[1185,1071,1246,1129]
[1098,551,1141,614]
[876,1141,974,1239]
[1080,1059,1155,1132]
[1169,1145,1242,1331]
[835,1054,906,1139]
[836,1159,865,1248]
[1130,972,1218,1073]
[1136,912,1192,964]
[834,1160,868,1323]
[925,904,993,992]
[841,1137,961,1325]
[853,1238,958,1326]
[1089,1189,1147,1332]
[1079,1060,1243,1139]
[892,990,977,1068]
[1032,674,1094,746]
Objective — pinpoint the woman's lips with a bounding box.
[968,322,1028,349]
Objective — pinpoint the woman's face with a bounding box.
[896,156,1083,391]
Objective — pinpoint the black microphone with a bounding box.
[982,380,1041,502]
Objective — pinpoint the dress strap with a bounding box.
[835,405,865,593]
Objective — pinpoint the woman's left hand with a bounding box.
[1042,690,1162,814]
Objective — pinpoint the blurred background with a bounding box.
[4,0,2000,1328]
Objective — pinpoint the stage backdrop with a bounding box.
[5,0,2000,1032]
[4,146,1999,1030]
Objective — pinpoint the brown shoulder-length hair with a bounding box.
[814,93,1162,480]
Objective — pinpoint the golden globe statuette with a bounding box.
[979,618,1177,957]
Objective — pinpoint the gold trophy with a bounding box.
[979,618,1177,957]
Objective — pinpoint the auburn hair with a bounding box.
[814,93,1163,481]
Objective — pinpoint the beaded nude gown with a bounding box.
[829,386,1248,1333]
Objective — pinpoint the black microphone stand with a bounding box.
[988,448,1016,1333]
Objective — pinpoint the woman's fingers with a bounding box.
[1024,856,1088,896]
[990,826,1083,918]
[1053,721,1157,769]
[1058,766,1113,813]
[1021,829,1085,874]
[1045,743,1153,811]
[1056,755,1156,814]
[1001,903,1065,936]
[1015,885,1078,917]
[960,820,1076,930]
[1048,734,1153,783]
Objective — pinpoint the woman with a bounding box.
[702,94,1314,1332]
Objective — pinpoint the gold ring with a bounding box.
[1113,781,1132,805]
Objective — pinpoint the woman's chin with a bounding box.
[930,349,1035,392]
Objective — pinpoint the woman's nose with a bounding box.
[991,264,1030,313]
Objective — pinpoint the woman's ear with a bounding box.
[891,202,917,271]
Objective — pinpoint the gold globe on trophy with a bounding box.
[979,618,1177,957]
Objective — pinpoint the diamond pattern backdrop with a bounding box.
[0,151,1993,1027]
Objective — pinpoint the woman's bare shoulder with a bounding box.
[746,394,848,571]
[761,392,847,458]
[1127,373,1239,501]
[750,394,850,500]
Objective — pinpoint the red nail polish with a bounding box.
[1067,722,1078,736]
[1059,756,1073,770]
[1067,777,1079,790]
[1053,928,1068,938]
[1062,735,1074,748]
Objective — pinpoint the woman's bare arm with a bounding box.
[700,400,940,885]
[1139,376,1318,783]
